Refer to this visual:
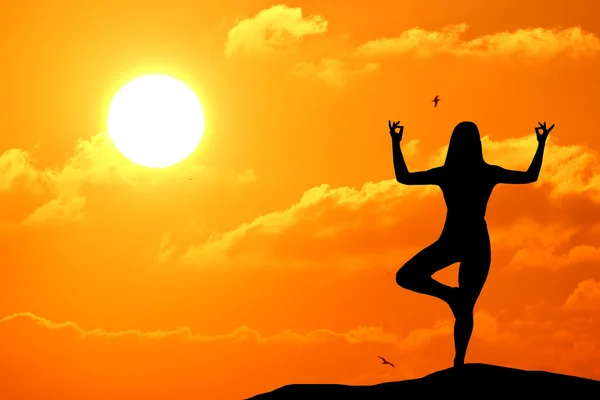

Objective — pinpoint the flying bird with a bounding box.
[378,356,395,368]
[432,95,440,107]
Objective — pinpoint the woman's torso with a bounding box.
[437,164,495,247]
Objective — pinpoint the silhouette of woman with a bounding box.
[389,120,554,367]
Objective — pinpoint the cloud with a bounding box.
[154,222,207,265]
[0,311,431,348]
[356,23,469,58]
[563,279,600,311]
[0,133,255,226]
[224,5,328,57]
[156,232,178,265]
[181,179,438,269]
[356,24,600,59]
[2,310,599,397]
[500,313,600,374]
[0,149,40,192]
[0,311,459,399]
[509,244,600,270]
[489,218,600,270]
[23,195,87,226]
[0,310,505,351]
[37,133,209,193]
[181,134,600,269]
[290,58,379,87]
[490,218,580,250]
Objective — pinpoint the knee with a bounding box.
[395,265,413,289]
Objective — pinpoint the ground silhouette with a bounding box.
[246,363,600,399]
[391,120,554,367]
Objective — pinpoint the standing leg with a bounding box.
[453,238,491,367]
[395,239,460,305]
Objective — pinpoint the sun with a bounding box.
[107,74,205,168]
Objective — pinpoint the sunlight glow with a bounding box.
[107,74,205,168]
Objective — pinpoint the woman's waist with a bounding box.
[444,213,487,225]
[441,216,488,237]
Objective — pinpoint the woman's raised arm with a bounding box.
[389,120,442,186]
[492,121,554,185]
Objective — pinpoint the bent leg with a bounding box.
[453,242,491,367]
[396,239,460,304]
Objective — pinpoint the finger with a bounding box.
[388,120,392,129]
[548,123,555,132]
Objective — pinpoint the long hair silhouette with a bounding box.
[444,122,485,169]
[388,119,554,368]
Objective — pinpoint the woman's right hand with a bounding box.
[389,120,404,142]
[535,121,555,144]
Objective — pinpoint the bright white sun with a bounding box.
[107,74,205,168]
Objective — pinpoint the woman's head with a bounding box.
[444,121,484,168]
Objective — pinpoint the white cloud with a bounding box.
[290,58,379,87]
[225,5,328,57]
[356,24,600,59]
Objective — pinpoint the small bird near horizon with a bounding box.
[378,356,395,368]
[432,95,441,107]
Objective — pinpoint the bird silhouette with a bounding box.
[432,95,440,107]
[378,356,395,368]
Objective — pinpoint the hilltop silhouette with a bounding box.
[246,363,600,399]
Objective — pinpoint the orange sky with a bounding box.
[1,1,600,399]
